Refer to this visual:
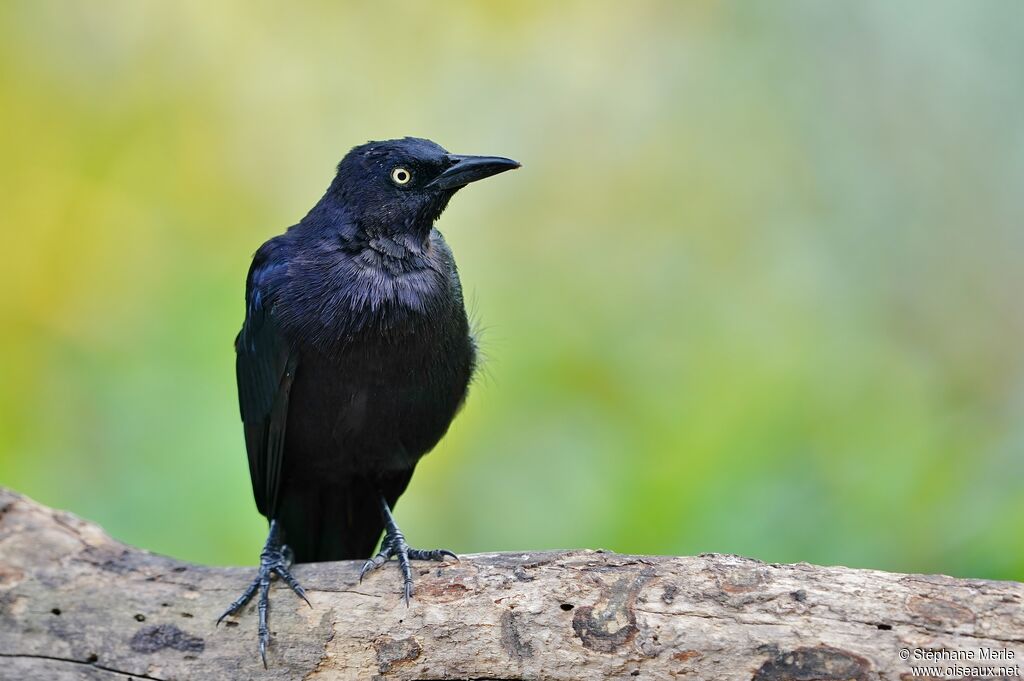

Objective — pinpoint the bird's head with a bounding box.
[329,137,520,238]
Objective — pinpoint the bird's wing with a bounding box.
[235,245,295,520]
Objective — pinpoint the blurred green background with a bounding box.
[1,1,1022,581]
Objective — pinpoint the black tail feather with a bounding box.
[276,474,412,562]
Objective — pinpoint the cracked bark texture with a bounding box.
[1,487,1022,681]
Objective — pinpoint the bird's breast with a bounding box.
[284,314,475,479]
[275,240,458,354]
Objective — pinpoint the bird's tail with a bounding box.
[275,475,410,562]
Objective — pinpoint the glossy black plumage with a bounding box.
[221,137,518,664]
[238,137,518,559]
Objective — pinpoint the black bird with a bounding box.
[218,137,519,664]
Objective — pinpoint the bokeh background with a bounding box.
[1,1,1022,581]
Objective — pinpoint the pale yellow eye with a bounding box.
[391,167,411,185]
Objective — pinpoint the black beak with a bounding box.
[428,154,521,190]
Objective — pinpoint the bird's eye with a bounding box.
[391,167,412,185]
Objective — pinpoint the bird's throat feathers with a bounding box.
[270,206,461,356]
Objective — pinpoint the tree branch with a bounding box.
[1,487,1021,680]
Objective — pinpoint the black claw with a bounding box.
[360,549,388,582]
[273,565,312,608]
[407,548,458,562]
[217,579,259,625]
[219,520,309,667]
[360,494,457,602]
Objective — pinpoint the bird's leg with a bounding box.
[359,494,457,605]
[217,520,310,668]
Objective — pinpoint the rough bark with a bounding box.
[0,487,1021,681]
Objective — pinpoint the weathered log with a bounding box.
[0,487,1021,680]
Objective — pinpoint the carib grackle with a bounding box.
[218,137,519,664]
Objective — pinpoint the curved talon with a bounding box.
[406,548,458,562]
[358,538,457,603]
[359,550,389,582]
[217,578,259,626]
[218,520,309,666]
[273,565,312,608]
[361,494,458,603]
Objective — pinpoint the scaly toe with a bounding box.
[407,548,458,562]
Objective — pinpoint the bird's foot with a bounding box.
[359,531,457,605]
[359,497,457,605]
[216,521,310,668]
